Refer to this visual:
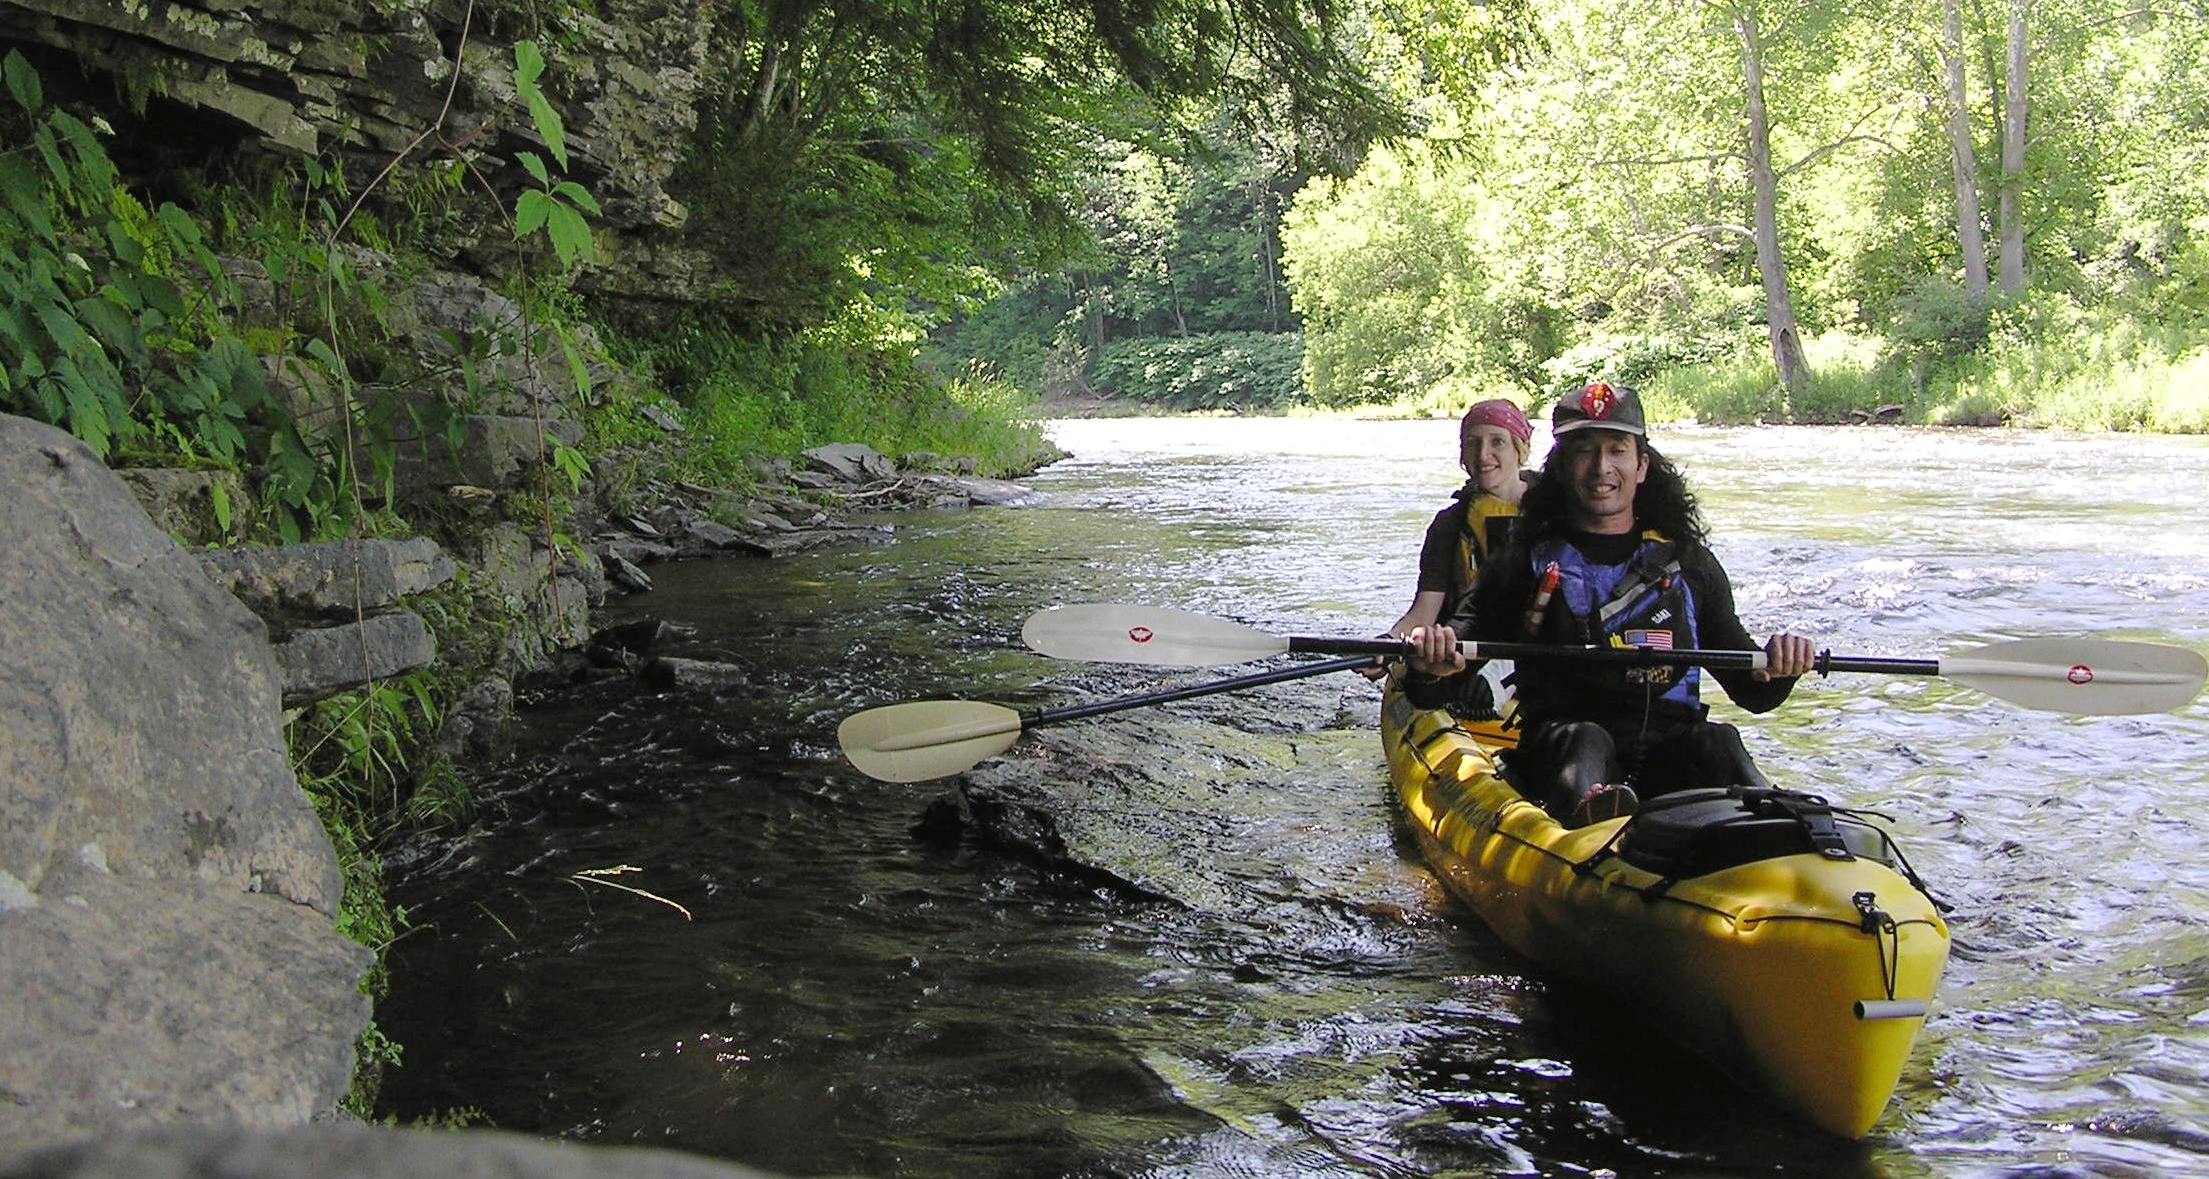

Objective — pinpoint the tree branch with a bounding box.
[1778,133,1904,178]
[1588,150,1746,169]
[2075,6,2208,31]
[1646,223,1758,251]
[1776,99,1908,178]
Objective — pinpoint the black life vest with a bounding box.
[1523,532,1703,721]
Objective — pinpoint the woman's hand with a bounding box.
[1408,625,1468,677]
[1756,632,1816,681]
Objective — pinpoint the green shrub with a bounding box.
[1536,331,1740,404]
[286,672,451,1116]
[1644,358,1786,424]
[1932,325,2209,432]
[1090,330,1304,410]
[0,54,275,471]
[1789,364,1899,424]
[1876,274,1991,368]
[605,300,1057,478]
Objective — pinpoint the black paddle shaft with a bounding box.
[1282,636,1942,678]
[1028,656,1378,728]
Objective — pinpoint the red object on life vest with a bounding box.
[1525,562,1562,635]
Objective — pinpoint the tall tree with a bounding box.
[1733,0,1813,391]
[1996,0,2030,293]
[1535,0,1854,391]
[1940,0,1991,302]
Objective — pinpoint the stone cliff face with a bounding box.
[0,0,716,276]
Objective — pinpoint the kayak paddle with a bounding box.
[1021,603,2208,716]
[838,655,1376,782]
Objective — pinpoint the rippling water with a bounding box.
[379,420,2209,1177]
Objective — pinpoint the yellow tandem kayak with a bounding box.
[1382,686,1950,1138]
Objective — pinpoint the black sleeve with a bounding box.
[1415,505,1460,594]
[1690,547,1796,714]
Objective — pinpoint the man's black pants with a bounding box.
[1508,718,1770,820]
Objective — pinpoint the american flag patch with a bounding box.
[1622,628,1675,650]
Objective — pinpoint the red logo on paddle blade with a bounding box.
[1129,627,1154,644]
[2068,664,2092,685]
[1582,382,1615,419]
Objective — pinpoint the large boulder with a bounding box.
[451,522,591,671]
[0,414,370,1159]
[0,1123,788,1179]
[800,442,897,483]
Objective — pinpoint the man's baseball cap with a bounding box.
[1550,382,1646,437]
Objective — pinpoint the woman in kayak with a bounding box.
[1404,382,1815,827]
[1385,398,1534,638]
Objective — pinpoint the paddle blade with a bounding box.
[1940,638,2207,715]
[1022,603,1287,666]
[838,701,1025,782]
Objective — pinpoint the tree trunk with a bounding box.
[1735,3,1811,393]
[1941,0,1989,302]
[1256,185,1282,332]
[1997,0,2030,293]
[1167,265,1189,336]
[738,40,784,144]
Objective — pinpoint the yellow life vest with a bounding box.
[1451,494,1523,605]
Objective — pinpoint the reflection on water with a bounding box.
[378,420,2209,1176]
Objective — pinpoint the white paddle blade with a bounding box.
[1021,604,1288,666]
[838,701,1025,782]
[1940,638,2208,715]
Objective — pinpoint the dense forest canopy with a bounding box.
[3,0,2204,543]
[668,0,1406,328]
[0,0,1416,534]
[944,0,2209,430]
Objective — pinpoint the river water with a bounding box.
[379,419,2209,1177]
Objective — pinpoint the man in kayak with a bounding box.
[1403,382,1816,827]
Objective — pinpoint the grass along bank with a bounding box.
[1642,312,2209,433]
[1035,315,2208,435]
[598,303,1063,495]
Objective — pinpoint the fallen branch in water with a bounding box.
[567,864,693,921]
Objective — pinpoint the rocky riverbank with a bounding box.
[0,2,1061,1169]
[0,406,1049,1173]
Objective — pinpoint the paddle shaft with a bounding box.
[1024,655,1377,729]
[1288,635,1783,670]
[1287,636,1954,677]
[1021,605,2204,714]
[1289,636,2200,687]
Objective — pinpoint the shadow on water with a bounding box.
[379,421,2209,1177]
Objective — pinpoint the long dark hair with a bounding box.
[1514,437,1708,548]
